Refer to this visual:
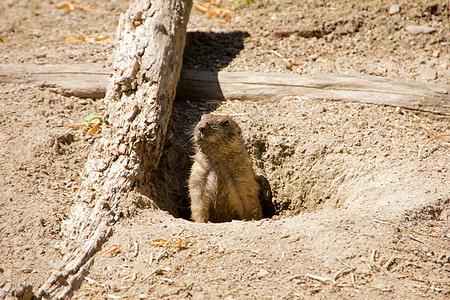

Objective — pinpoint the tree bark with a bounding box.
[37,0,192,298]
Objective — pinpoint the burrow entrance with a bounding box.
[158,98,340,221]
[148,96,449,222]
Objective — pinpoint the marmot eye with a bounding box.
[222,120,230,126]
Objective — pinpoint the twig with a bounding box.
[372,262,389,275]
[175,228,185,237]
[418,135,450,158]
[333,267,355,281]
[370,249,377,264]
[160,229,187,250]
[362,254,388,275]
[11,168,26,179]
[305,273,332,284]
[411,229,440,238]
[133,241,139,257]
[155,250,168,261]
[269,50,284,58]
[409,234,425,244]
[411,276,427,283]
[417,126,450,159]
[336,258,352,269]
[211,250,236,259]
[293,288,308,300]
[84,276,103,287]
[420,126,450,144]
[351,273,356,287]
[373,218,393,225]
[160,277,174,284]
[385,256,407,271]
[140,267,171,283]
[405,262,424,269]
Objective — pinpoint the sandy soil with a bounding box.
[0,0,449,299]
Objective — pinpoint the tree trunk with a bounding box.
[37,0,192,298]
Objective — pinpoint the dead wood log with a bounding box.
[0,63,110,99]
[0,63,449,115]
[177,70,450,115]
[37,0,192,298]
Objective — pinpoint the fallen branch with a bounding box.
[0,64,449,115]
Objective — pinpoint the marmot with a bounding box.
[189,114,263,223]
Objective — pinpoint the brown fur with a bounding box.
[189,114,262,223]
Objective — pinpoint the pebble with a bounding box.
[257,269,270,278]
[421,67,437,80]
[78,99,88,105]
[389,4,400,15]
[405,25,436,35]
[394,107,403,114]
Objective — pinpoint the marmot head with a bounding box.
[194,114,243,152]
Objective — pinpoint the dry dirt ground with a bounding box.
[1,0,450,299]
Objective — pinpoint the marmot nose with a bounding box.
[198,122,209,133]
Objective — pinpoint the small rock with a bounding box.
[421,67,437,80]
[48,260,60,270]
[405,25,436,35]
[389,4,400,15]
[78,99,88,105]
[394,107,404,115]
[257,269,270,278]
[64,103,74,109]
